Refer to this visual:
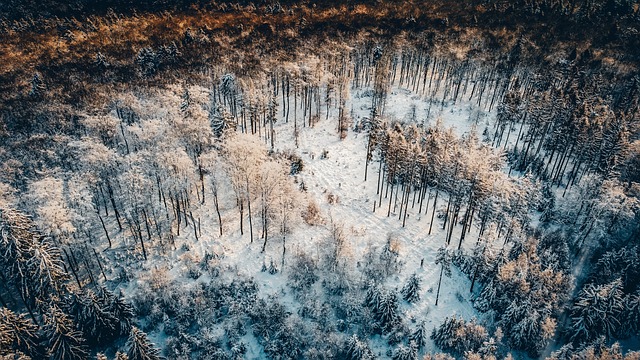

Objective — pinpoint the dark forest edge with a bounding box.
[1,0,639,127]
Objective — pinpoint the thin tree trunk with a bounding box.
[97,213,111,248]
[93,248,107,282]
[435,265,444,306]
[429,190,438,235]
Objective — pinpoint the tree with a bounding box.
[44,305,88,360]
[0,308,42,359]
[127,327,161,360]
[26,176,78,242]
[392,343,418,360]
[401,273,421,303]
[64,289,120,346]
[223,133,266,242]
[431,316,488,355]
[345,334,374,360]
[254,160,289,252]
[211,105,235,138]
[471,238,570,356]
[98,287,134,338]
[409,321,427,350]
[376,290,400,332]
[435,246,453,306]
[28,73,45,97]
[571,278,626,342]
[199,150,225,236]
[0,208,68,313]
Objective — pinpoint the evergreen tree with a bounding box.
[401,273,421,303]
[44,305,88,360]
[431,316,488,355]
[409,321,427,350]
[211,106,235,138]
[127,327,162,360]
[99,287,134,337]
[64,289,118,346]
[93,52,109,69]
[345,334,374,360]
[28,73,45,97]
[135,47,158,77]
[376,290,399,332]
[571,278,626,342]
[0,308,42,359]
[0,208,68,312]
[624,292,640,336]
[392,343,418,360]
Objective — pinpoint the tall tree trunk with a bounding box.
[435,265,444,306]
[213,189,223,236]
[247,181,254,243]
[429,190,438,235]
[97,213,111,248]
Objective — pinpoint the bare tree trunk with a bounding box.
[213,189,223,236]
[97,213,111,248]
[435,265,444,306]
[247,181,254,243]
[429,190,438,235]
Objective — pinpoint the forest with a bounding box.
[1,0,640,359]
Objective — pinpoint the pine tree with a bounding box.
[431,316,488,355]
[376,290,399,332]
[211,106,235,138]
[44,305,88,360]
[365,283,383,309]
[94,52,109,69]
[99,287,134,337]
[179,89,190,113]
[65,289,118,346]
[624,292,640,336]
[0,208,68,312]
[0,308,42,358]
[0,351,32,360]
[135,47,158,77]
[409,321,427,350]
[28,73,45,97]
[345,334,374,360]
[401,273,421,303]
[268,258,278,274]
[127,327,161,360]
[571,278,626,342]
[392,343,418,360]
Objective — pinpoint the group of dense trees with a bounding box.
[0,207,162,360]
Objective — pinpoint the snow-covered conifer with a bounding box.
[401,273,421,303]
[44,305,88,360]
[409,321,427,350]
[345,334,374,360]
[127,327,161,360]
[0,308,41,358]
